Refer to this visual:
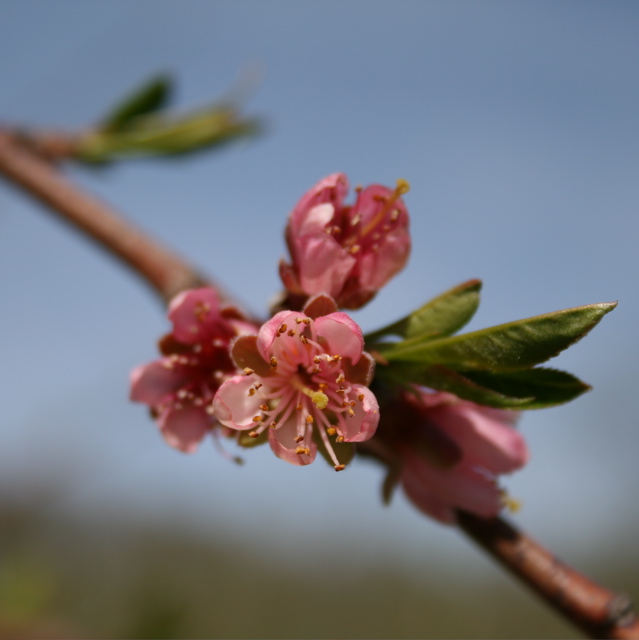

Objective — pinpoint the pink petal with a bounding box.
[268,417,316,466]
[431,403,528,474]
[297,202,335,236]
[289,173,348,236]
[296,234,355,298]
[314,312,364,363]
[212,376,265,431]
[340,385,379,442]
[158,405,211,453]
[357,228,411,290]
[401,470,457,524]
[168,288,222,344]
[257,310,300,360]
[129,360,187,405]
[403,452,502,519]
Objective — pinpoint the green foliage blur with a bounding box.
[2,493,636,639]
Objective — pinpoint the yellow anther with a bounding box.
[287,329,296,337]
[336,374,345,383]
[248,388,256,396]
[303,318,311,325]
[348,244,361,254]
[255,383,262,390]
[269,422,278,429]
[300,335,308,344]
[501,490,522,513]
[347,408,355,417]
[336,435,344,443]
[294,435,304,443]
[259,404,269,411]
[326,427,337,436]
[248,430,260,438]
[357,393,364,402]
[311,391,329,410]
[296,403,303,411]
[278,324,287,333]
[295,446,311,456]
[270,356,278,368]
[334,464,346,472]
[306,415,314,424]
[295,318,303,324]
[395,178,410,195]
[243,367,254,376]
[252,415,263,423]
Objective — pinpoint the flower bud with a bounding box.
[279,173,411,309]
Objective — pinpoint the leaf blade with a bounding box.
[365,279,482,343]
[378,302,617,371]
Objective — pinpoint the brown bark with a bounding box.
[457,511,639,639]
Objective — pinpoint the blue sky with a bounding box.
[1,0,638,579]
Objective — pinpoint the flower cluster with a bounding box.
[279,173,411,309]
[130,172,530,523]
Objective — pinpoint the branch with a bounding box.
[457,511,639,639]
[0,129,211,304]
[2,126,637,640]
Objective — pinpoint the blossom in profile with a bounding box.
[213,295,379,469]
[279,173,411,309]
[130,288,256,453]
[375,389,528,524]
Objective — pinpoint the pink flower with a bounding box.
[279,173,411,309]
[130,288,256,453]
[376,389,528,524]
[213,296,379,469]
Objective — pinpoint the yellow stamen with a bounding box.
[360,178,410,236]
[334,464,346,472]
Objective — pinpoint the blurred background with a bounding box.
[1,1,638,637]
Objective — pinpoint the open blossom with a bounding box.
[213,298,379,469]
[376,389,528,524]
[279,173,411,309]
[130,288,256,453]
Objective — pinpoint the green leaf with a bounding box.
[375,362,591,410]
[365,279,482,344]
[378,363,534,409]
[79,106,260,163]
[459,367,591,409]
[377,302,617,371]
[100,75,172,132]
